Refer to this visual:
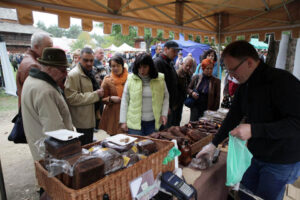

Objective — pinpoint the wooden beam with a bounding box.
[184,4,216,29]
[16,7,33,25]
[190,1,263,11]
[107,0,121,14]
[185,0,230,25]
[103,23,112,34]
[58,14,70,29]
[152,28,157,38]
[230,14,290,25]
[122,2,175,13]
[175,0,184,26]
[138,26,145,37]
[82,19,93,32]
[122,24,129,35]
[117,0,133,14]
[91,0,113,13]
[0,0,215,34]
[141,0,175,22]
[224,0,295,31]
[281,0,293,23]
[261,0,270,11]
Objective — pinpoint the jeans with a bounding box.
[239,158,300,200]
[76,128,94,145]
[128,120,155,136]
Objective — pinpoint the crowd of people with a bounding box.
[11,31,300,200]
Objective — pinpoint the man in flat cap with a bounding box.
[154,40,181,128]
[21,47,73,161]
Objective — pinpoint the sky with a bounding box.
[32,11,104,35]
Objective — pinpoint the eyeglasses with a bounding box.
[226,57,247,74]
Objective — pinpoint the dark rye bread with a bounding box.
[44,137,81,159]
[137,139,157,156]
[72,157,105,189]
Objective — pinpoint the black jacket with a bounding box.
[212,61,300,164]
[154,54,179,110]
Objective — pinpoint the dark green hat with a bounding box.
[37,47,68,67]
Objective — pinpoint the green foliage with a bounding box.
[70,32,96,51]
[36,21,82,39]
[65,25,82,39]
[194,35,201,43]
[188,34,193,41]
[47,25,65,37]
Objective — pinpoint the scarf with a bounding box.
[111,68,128,97]
[80,64,101,112]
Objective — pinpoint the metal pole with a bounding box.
[0,158,7,200]
[217,13,221,79]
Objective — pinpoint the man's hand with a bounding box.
[160,116,167,125]
[196,143,216,160]
[230,123,252,140]
[120,123,128,132]
[192,91,199,100]
[110,96,121,103]
[96,88,104,97]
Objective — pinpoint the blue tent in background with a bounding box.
[151,34,210,65]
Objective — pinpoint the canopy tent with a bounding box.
[151,34,210,64]
[0,42,17,96]
[250,38,269,49]
[0,0,299,43]
[115,43,137,52]
[107,44,118,51]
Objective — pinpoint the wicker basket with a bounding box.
[35,136,175,200]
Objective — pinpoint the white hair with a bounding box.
[95,47,104,53]
[31,32,51,49]
[183,56,194,64]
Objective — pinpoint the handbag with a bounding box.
[8,108,27,144]
[184,96,196,108]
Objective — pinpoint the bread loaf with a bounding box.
[44,137,81,159]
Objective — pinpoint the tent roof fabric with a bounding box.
[0,0,299,43]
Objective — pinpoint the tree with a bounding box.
[71,32,96,51]
[47,25,65,37]
[65,25,82,39]
[36,21,47,31]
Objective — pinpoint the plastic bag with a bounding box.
[226,134,253,186]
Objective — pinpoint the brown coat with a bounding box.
[188,75,221,111]
[16,49,41,107]
[99,75,126,135]
[64,64,100,129]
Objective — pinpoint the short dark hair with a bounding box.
[222,40,259,61]
[109,55,124,68]
[132,53,158,79]
[201,49,217,62]
[81,47,94,56]
[155,45,161,50]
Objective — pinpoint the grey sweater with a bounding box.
[120,74,169,123]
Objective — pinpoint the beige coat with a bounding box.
[64,64,100,129]
[21,76,73,161]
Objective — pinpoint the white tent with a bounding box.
[116,43,136,52]
[0,42,17,96]
[107,44,118,51]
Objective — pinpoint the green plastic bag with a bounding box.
[226,134,253,186]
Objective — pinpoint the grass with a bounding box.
[0,89,18,112]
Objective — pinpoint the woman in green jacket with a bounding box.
[120,53,169,136]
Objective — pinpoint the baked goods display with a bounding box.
[149,119,221,147]
[42,134,159,190]
[44,137,81,159]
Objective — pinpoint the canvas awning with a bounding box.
[0,0,299,43]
